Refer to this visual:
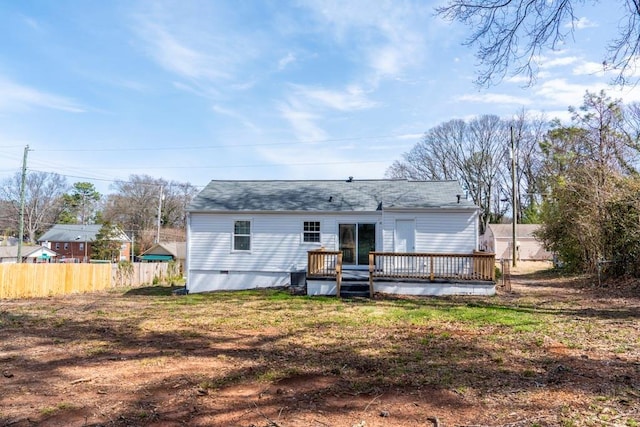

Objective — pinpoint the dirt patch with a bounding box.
[1,266,639,426]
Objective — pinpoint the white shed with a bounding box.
[480,224,552,261]
[0,246,58,263]
[186,179,481,294]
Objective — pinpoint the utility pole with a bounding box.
[511,127,517,268]
[17,145,29,264]
[156,185,164,244]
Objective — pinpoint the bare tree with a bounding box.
[162,182,199,230]
[507,110,549,222]
[0,171,69,243]
[103,175,164,235]
[102,175,198,249]
[387,115,509,234]
[436,1,640,86]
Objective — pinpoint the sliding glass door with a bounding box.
[339,223,376,266]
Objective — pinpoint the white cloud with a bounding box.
[506,75,531,84]
[396,133,423,140]
[566,17,597,30]
[300,0,429,82]
[0,77,84,113]
[20,15,43,32]
[278,99,329,143]
[211,105,258,131]
[572,61,609,77]
[130,4,264,87]
[457,93,533,105]
[293,84,378,111]
[278,52,296,71]
[134,20,231,81]
[539,56,580,69]
[533,78,619,108]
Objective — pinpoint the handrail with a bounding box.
[307,249,343,296]
[369,251,495,282]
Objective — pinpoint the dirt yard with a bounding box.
[1,262,638,426]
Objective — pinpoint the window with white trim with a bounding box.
[303,221,321,243]
[233,220,251,251]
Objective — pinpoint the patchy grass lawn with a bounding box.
[0,268,638,426]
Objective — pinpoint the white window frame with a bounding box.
[232,219,252,252]
[302,221,321,243]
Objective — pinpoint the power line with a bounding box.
[40,159,392,171]
[34,134,417,153]
[22,156,392,188]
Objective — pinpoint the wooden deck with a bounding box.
[307,249,496,297]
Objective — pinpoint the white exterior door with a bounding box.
[395,219,415,253]
[394,219,415,273]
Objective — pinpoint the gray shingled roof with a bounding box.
[38,224,130,243]
[0,246,57,259]
[141,242,186,259]
[486,224,541,239]
[188,179,477,212]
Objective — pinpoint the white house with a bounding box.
[186,179,482,294]
[480,223,552,261]
[0,246,58,263]
[140,241,186,272]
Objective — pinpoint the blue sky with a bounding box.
[0,0,638,194]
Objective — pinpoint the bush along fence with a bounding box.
[0,262,180,299]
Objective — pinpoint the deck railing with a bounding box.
[307,250,495,298]
[307,249,343,295]
[369,251,495,281]
[367,251,495,298]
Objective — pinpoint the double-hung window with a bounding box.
[303,221,321,243]
[233,220,251,251]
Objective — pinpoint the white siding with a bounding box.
[188,271,290,293]
[189,213,334,273]
[382,210,478,253]
[494,237,553,261]
[187,209,479,292]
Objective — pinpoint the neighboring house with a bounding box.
[140,241,186,272]
[0,246,58,263]
[38,224,131,262]
[480,223,552,261]
[186,179,480,293]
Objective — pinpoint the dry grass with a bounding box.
[0,268,639,426]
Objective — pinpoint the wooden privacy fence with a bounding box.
[0,262,175,299]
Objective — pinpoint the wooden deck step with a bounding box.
[339,281,370,298]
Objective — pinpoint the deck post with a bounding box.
[368,252,374,298]
[430,256,434,282]
[336,253,342,297]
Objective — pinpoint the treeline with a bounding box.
[388,90,640,277]
[0,174,198,254]
[4,90,640,278]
